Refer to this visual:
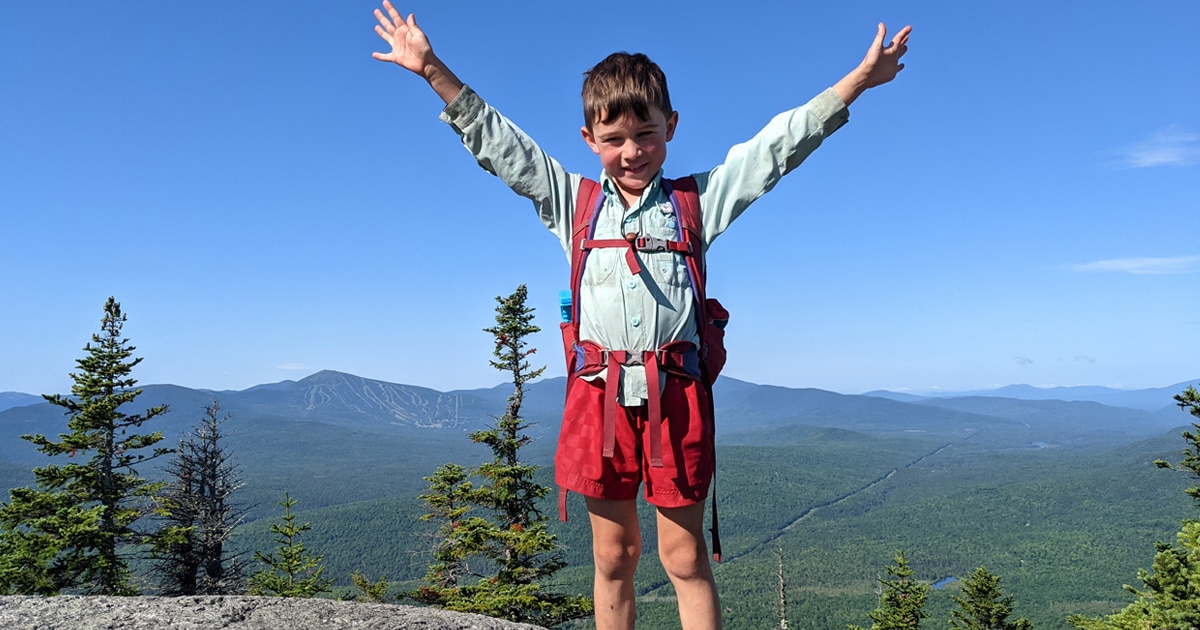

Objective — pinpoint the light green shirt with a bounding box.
[440,86,848,404]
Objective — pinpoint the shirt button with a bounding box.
[627,280,637,289]
[631,316,641,327]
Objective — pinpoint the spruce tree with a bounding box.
[410,285,592,626]
[850,549,929,630]
[1068,386,1200,630]
[950,566,1032,630]
[151,401,248,595]
[0,297,170,595]
[248,493,332,598]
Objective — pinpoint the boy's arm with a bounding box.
[372,0,463,104]
[371,1,578,249]
[695,23,911,243]
[833,23,911,107]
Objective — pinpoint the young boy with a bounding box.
[373,4,910,628]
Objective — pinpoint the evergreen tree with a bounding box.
[850,550,929,630]
[350,570,390,603]
[0,297,170,595]
[1068,385,1200,630]
[410,285,592,626]
[248,493,332,598]
[1155,386,1200,502]
[151,401,248,595]
[950,566,1032,630]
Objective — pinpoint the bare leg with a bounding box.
[657,502,721,630]
[586,497,642,630]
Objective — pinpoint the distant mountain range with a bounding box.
[2,371,1193,459]
[3,372,1193,414]
[864,381,1195,411]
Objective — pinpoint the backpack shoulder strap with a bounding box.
[664,176,706,303]
[569,178,605,323]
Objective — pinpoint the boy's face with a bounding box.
[581,106,677,206]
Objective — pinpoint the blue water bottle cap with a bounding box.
[559,290,572,322]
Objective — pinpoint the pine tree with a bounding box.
[1068,385,1200,629]
[410,285,593,626]
[248,493,332,598]
[0,297,170,595]
[950,566,1032,630]
[151,401,248,595]
[850,550,929,630]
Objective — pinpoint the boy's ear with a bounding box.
[665,111,679,142]
[581,125,601,154]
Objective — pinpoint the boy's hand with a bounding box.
[372,0,463,104]
[834,23,911,107]
[372,1,431,75]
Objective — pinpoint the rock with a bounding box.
[0,595,550,630]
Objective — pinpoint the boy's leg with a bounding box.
[586,496,641,630]
[657,502,721,630]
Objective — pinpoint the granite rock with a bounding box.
[0,595,550,630]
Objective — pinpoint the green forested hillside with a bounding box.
[1,375,1194,628]
[223,422,1189,629]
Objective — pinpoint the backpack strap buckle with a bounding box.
[634,235,669,252]
[635,235,693,255]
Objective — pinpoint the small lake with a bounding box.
[932,577,959,589]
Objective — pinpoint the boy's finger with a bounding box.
[374,24,393,44]
[873,22,887,49]
[373,9,392,30]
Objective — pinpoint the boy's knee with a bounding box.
[593,538,641,579]
[658,539,708,582]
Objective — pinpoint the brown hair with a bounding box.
[582,52,672,130]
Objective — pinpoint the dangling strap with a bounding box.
[710,466,722,562]
[600,349,663,468]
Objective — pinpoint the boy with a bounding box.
[373,4,910,628]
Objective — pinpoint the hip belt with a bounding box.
[572,339,700,468]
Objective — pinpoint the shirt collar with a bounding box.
[598,169,665,209]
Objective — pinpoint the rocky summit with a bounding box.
[0,596,548,630]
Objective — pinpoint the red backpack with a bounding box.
[560,176,727,386]
[558,175,727,561]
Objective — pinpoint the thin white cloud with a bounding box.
[1073,354,1097,364]
[275,363,311,371]
[1067,255,1200,275]
[1115,126,1200,168]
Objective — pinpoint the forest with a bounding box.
[0,296,1197,629]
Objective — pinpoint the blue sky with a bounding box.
[2,1,1197,397]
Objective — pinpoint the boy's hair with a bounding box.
[582,52,672,130]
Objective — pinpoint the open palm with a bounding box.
[372,0,431,74]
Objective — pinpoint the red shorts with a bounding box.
[555,374,714,508]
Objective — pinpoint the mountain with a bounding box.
[0,392,42,413]
[864,380,1197,411]
[224,369,502,429]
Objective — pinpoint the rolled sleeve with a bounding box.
[438,84,485,133]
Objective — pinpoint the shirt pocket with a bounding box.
[581,249,619,286]
[646,205,690,288]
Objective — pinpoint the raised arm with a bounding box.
[372,0,464,104]
[833,23,912,107]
